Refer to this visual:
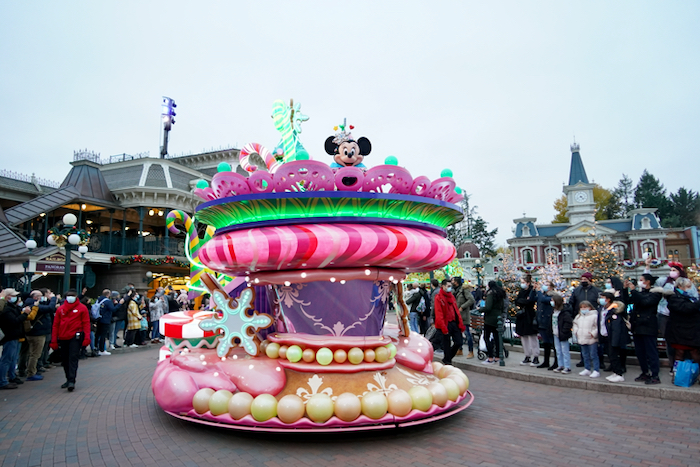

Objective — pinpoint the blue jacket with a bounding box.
[24,296,56,336]
[97,297,116,324]
[536,291,554,335]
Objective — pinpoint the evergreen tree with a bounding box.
[634,170,671,220]
[498,253,521,316]
[577,233,623,287]
[664,187,700,228]
[537,252,566,292]
[613,174,635,216]
[471,217,498,257]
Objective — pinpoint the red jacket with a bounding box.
[434,288,466,334]
[51,299,91,347]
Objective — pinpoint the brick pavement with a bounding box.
[0,346,698,467]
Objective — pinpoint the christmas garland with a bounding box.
[110,255,189,268]
[621,259,667,269]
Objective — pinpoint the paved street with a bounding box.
[0,347,699,467]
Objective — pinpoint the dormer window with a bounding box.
[640,217,651,230]
[522,225,531,237]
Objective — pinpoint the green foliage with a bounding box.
[664,187,700,228]
[471,217,498,257]
[634,170,671,218]
[447,192,498,256]
[552,185,622,223]
[612,174,635,216]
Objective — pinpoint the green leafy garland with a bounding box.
[110,255,189,268]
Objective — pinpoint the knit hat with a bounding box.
[581,272,593,281]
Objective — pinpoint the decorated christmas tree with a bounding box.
[537,252,567,292]
[577,233,623,287]
[498,252,521,316]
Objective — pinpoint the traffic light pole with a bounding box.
[160,126,169,158]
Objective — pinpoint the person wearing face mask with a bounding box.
[515,274,539,366]
[644,259,697,374]
[573,301,600,378]
[568,272,601,367]
[665,277,700,364]
[535,281,558,370]
[433,279,465,366]
[0,289,32,389]
[627,274,663,385]
[602,291,630,382]
[479,281,506,365]
[551,294,573,374]
[598,277,627,371]
[124,292,142,348]
[50,289,90,392]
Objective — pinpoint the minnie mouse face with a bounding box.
[325,136,371,168]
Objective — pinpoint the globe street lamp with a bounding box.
[47,213,90,293]
[473,259,483,287]
[23,237,38,293]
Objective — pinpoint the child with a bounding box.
[573,300,600,377]
[551,294,573,374]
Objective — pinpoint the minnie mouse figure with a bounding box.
[324,120,371,169]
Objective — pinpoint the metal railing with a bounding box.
[0,170,60,188]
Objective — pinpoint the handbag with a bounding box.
[674,360,699,387]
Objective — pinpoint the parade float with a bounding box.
[151,100,474,431]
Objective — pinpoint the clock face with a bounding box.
[574,191,588,203]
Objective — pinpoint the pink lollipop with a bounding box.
[239,143,275,172]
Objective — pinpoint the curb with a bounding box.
[448,359,700,404]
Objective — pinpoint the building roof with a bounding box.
[60,160,116,203]
[568,143,589,185]
[456,242,480,259]
[0,205,8,224]
[0,222,28,258]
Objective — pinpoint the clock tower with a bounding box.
[563,143,596,224]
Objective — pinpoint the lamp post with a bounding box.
[47,213,90,293]
[24,237,37,293]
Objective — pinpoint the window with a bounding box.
[642,242,656,258]
[668,249,680,261]
[614,244,626,261]
[522,225,531,237]
[544,247,559,264]
[521,248,534,264]
[640,217,651,230]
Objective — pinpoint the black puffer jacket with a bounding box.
[666,291,700,347]
[628,289,662,336]
[25,296,56,336]
[515,286,538,336]
[555,304,574,341]
[0,301,28,344]
[605,301,630,348]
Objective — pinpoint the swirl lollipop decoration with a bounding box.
[166,210,217,294]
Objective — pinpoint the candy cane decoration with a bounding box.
[239,142,281,173]
[271,99,297,163]
[166,210,217,294]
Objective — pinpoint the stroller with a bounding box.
[472,312,509,361]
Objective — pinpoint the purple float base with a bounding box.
[165,390,473,433]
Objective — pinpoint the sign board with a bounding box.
[36,263,77,273]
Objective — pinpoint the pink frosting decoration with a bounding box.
[152,362,199,413]
[248,170,275,194]
[170,349,286,397]
[334,166,365,191]
[410,176,431,196]
[426,177,462,203]
[273,160,335,192]
[362,165,414,195]
[392,333,434,372]
[198,223,456,276]
[211,172,252,198]
[194,186,217,201]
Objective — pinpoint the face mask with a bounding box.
[541,285,549,293]
[8,296,18,303]
[598,298,606,306]
[605,283,612,290]
[638,282,646,290]
[581,281,589,288]
[580,308,590,315]
[66,296,77,304]
[669,270,679,279]
[550,301,555,307]
[135,295,140,301]
[446,287,453,293]
[520,283,528,289]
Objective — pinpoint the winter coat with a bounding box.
[51,299,91,347]
[568,284,602,316]
[536,291,554,335]
[454,285,475,327]
[515,286,538,336]
[605,301,630,348]
[113,300,127,321]
[628,288,662,336]
[554,304,574,341]
[479,289,503,328]
[149,297,166,322]
[666,290,700,347]
[126,300,142,331]
[0,301,28,344]
[25,296,56,336]
[96,296,116,325]
[434,289,466,334]
[573,311,598,345]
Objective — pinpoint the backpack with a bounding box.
[90,298,106,320]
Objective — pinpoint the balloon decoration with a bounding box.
[151,100,473,432]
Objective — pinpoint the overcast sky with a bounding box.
[1,1,698,246]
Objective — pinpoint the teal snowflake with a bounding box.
[199,287,273,357]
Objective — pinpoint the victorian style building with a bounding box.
[507,143,699,280]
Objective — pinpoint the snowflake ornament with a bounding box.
[198,286,273,358]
